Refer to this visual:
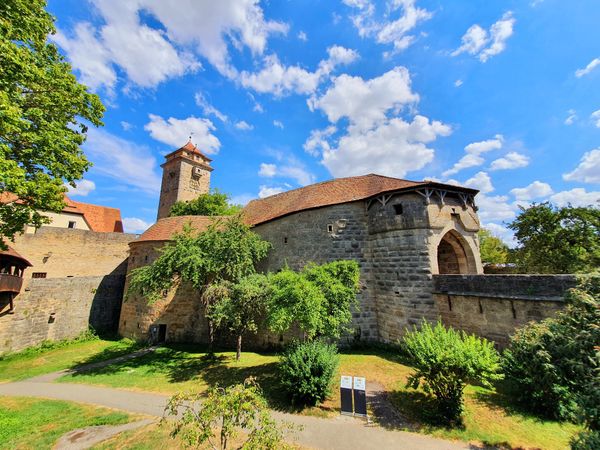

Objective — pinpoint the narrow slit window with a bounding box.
[327,224,333,233]
[283,237,288,244]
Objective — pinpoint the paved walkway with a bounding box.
[0,352,476,450]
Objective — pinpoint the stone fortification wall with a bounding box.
[12,227,135,278]
[433,274,579,346]
[0,275,125,354]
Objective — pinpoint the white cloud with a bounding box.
[195,92,228,122]
[258,163,277,177]
[84,128,161,194]
[464,171,494,193]
[307,67,449,178]
[66,179,96,197]
[443,135,503,176]
[550,188,600,207]
[54,0,287,90]
[452,11,515,62]
[145,114,221,154]
[510,181,553,200]
[308,67,419,131]
[454,79,463,87]
[344,0,432,54]
[240,45,358,96]
[258,185,285,198]
[563,149,600,184]
[235,120,254,131]
[123,217,152,234]
[489,152,530,170]
[476,194,516,222]
[575,58,600,78]
[298,31,307,41]
[230,193,255,206]
[564,109,577,125]
[273,120,284,129]
[591,110,600,128]
[120,121,133,131]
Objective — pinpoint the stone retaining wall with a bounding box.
[432,274,578,346]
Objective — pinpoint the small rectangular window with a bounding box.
[283,237,288,244]
[327,224,333,233]
[68,221,76,229]
[393,204,403,215]
[32,272,47,279]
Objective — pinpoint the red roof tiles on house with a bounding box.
[135,216,224,243]
[72,200,124,233]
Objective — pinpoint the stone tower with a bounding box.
[157,141,213,220]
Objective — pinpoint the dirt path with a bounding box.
[53,419,155,450]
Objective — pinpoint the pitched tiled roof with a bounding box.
[164,141,212,163]
[0,246,32,267]
[242,174,477,226]
[72,200,124,233]
[135,216,224,243]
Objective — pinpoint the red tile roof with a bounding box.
[0,246,32,267]
[72,200,124,233]
[242,174,477,226]
[164,141,213,163]
[135,215,224,243]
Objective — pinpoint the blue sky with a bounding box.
[48,0,600,242]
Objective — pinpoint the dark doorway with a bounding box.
[157,324,167,343]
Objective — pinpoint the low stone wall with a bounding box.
[432,274,578,347]
[0,275,125,354]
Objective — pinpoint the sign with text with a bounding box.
[353,376,367,417]
[340,376,353,415]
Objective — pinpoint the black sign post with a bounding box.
[340,375,353,416]
[353,376,367,417]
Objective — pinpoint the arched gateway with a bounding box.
[436,230,478,274]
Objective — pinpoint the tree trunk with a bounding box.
[208,318,215,355]
[236,334,242,361]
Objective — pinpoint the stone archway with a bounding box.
[436,230,477,274]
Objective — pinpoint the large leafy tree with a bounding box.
[127,215,271,349]
[169,189,241,217]
[507,202,599,273]
[478,228,509,265]
[0,0,104,247]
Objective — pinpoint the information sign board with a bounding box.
[353,376,367,417]
[340,375,353,415]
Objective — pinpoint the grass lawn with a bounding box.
[59,344,580,449]
[0,397,132,449]
[0,337,142,382]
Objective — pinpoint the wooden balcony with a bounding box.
[0,274,24,294]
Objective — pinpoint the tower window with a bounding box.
[32,272,47,279]
[283,237,288,244]
[393,204,403,215]
[68,221,76,228]
[327,224,333,233]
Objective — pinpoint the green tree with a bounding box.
[169,188,241,217]
[507,202,600,273]
[127,216,271,349]
[208,274,272,361]
[0,0,104,248]
[478,228,509,265]
[266,260,360,341]
[403,320,503,424]
[164,378,292,449]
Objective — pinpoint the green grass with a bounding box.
[0,397,132,449]
[0,337,142,382]
[59,344,580,449]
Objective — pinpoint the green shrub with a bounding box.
[503,286,600,421]
[278,340,339,406]
[403,320,503,424]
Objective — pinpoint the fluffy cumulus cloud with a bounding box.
[144,114,221,154]
[258,159,314,186]
[66,179,96,197]
[463,171,494,193]
[343,0,432,54]
[122,217,152,234]
[84,129,161,194]
[258,185,285,198]
[510,181,553,200]
[258,163,277,177]
[240,46,359,96]
[452,11,515,62]
[489,152,529,170]
[550,188,600,207]
[306,67,450,178]
[591,110,600,128]
[235,120,254,131]
[575,58,600,78]
[54,0,288,91]
[443,135,503,176]
[563,148,600,184]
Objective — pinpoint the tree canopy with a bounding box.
[507,202,599,273]
[478,228,509,265]
[169,189,242,217]
[0,0,104,248]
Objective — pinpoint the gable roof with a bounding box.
[135,215,223,243]
[71,200,124,233]
[242,174,478,226]
[164,141,213,163]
